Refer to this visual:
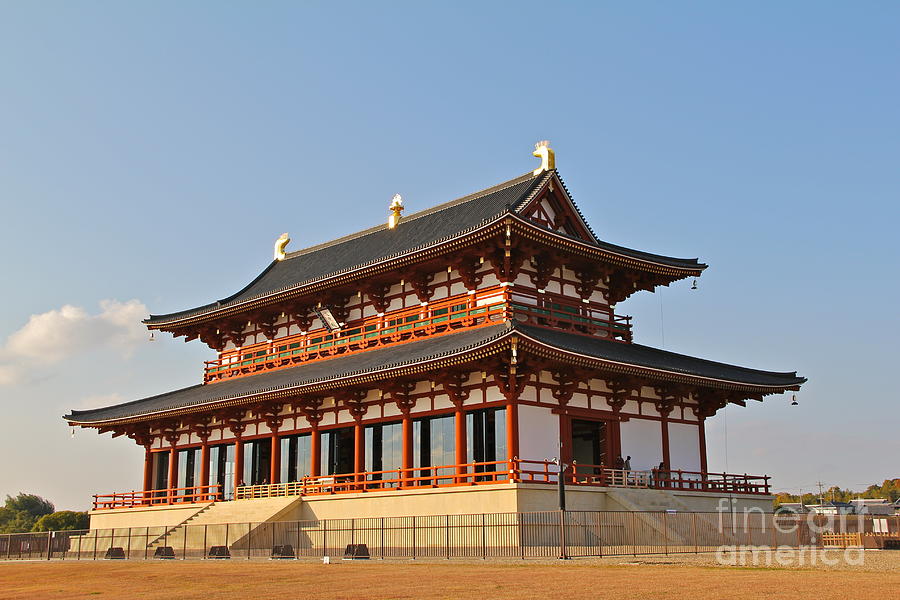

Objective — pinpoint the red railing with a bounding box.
[204,286,510,383]
[651,469,771,495]
[569,464,770,494]
[508,289,633,342]
[234,459,534,499]
[93,462,771,509]
[203,287,634,383]
[92,485,222,510]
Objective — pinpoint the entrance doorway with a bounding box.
[571,419,608,469]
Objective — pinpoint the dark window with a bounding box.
[242,439,271,485]
[414,414,455,480]
[280,434,312,483]
[467,408,507,471]
[321,427,355,475]
[176,448,201,490]
[151,452,169,490]
[208,444,235,499]
[365,421,403,483]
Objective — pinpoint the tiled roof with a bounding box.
[65,323,804,425]
[145,170,705,326]
[514,324,807,388]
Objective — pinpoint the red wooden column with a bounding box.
[142,446,153,494]
[269,430,281,485]
[390,384,416,486]
[698,417,708,474]
[198,432,211,500]
[233,436,244,490]
[654,392,676,474]
[310,426,321,478]
[441,373,470,482]
[299,402,324,478]
[660,418,671,467]
[260,408,284,485]
[493,360,526,481]
[228,417,247,494]
[166,446,178,500]
[454,406,467,471]
[354,420,365,475]
[401,412,413,481]
[506,399,520,463]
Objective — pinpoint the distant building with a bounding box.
[849,498,895,515]
[807,501,854,515]
[776,502,808,514]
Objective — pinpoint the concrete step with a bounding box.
[146,496,303,551]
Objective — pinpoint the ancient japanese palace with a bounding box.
[66,143,805,529]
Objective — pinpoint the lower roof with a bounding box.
[64,324,806,426]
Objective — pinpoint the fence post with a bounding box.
[247,522,251,560]
[631,512,637,557]
[46,531,53,561]
[203,525,208,560]
[7,534,12,560]
[412,516,417,560]
[692,512,698,554]
[558,510,568,560]
[445,515,450,560]
[322,520,327,558]
[481,514,486,560]
[351,518,355,547]
[93,529,98,561]
[663,511,668,556]
[380,517,384,560]
[182,524,188,560]
[596,511,603,558]
[126,528,132,560]
[144,527,149,560]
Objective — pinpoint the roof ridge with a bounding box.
[283,171,538,260]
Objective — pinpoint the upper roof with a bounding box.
[65,323,804,426]
[145,169,706,327]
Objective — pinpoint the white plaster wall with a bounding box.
[619,418,662,471]
[568,392,589,409]
[667,422,701,472]
[518,404,559,462]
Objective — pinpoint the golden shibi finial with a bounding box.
[532,140,555,175]
[388,194,404,229]
[273,232,290,261]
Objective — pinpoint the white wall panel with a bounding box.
[619,418,662,471]
[518,405,559,463]
[668,422,701,472]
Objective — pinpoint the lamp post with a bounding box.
[551,457,570,560]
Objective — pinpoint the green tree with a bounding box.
[0,493,55,533]
[31,511,89,532]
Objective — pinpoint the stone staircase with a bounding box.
[146,496,303,553]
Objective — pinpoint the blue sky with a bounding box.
[1,2,897,509]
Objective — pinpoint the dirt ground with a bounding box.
[1,551,898,600]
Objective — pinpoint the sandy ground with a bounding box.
[0,551,898,599]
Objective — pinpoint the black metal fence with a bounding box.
[2,511,898,562]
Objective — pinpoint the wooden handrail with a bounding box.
[93,464,773,509]
[204,286,509,383]
[203,287,634,383]
[92,484,222,510]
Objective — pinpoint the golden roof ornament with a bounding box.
[273,232,290,261]
[532,140,555,175]
[388,194,404,229]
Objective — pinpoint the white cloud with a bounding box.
[0,299,148,385]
